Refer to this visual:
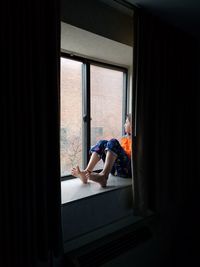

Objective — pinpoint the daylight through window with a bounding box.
[60,55,127,177]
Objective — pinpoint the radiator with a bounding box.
[66,226,152,267]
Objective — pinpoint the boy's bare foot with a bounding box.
[86,172,108,188]
[71,166,88,184]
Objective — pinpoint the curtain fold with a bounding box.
[131,8,198,216]
[1,1,63,266]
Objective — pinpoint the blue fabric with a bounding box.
[90,138,131,178]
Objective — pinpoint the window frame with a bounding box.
[60,52,129,181]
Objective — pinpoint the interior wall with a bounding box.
[61,22,133,67]
[61,0,133,46]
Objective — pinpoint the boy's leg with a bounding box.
[86,140,109,172]
[71,140,108,183]
[101,151,117,177]
[106,139,131,178]
[71,152,100,183]
[90,140,108,160]
[85,152,100,172]
[86,138,131,187]
[86,151,117,187]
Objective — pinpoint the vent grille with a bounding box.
[71,226,152,267]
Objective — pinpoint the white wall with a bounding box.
[61,22,133,68]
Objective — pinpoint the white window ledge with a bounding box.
[61,174,132,204]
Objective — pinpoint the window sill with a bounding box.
[61,174,132,204]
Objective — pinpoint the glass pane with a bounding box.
[60,58,83,176]
[90,65,124,170]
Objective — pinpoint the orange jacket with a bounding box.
[120,136,132,158]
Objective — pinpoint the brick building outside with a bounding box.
[61,58,124,176]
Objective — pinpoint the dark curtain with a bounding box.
[1,1,63,266]
[132,8,198,219]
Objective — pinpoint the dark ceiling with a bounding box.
[129,0,200,38]
[102,0,200,40]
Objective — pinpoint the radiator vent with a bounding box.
[69,226,152,267]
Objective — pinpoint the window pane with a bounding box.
[60,58,83,176]
[91,65,124,170]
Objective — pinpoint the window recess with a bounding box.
[60,53,128,179]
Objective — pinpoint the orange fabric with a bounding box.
[120,136,132,158]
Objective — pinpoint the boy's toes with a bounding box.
[76,166,81,173]
[85,172,90,179]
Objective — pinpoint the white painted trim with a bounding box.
[61,22,133,68]
[61,174,132,204]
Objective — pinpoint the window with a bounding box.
[60,54,128,178]
[60,58,83,176]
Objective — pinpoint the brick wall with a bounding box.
[61,58,124,175]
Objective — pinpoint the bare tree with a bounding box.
[66,135,82,168]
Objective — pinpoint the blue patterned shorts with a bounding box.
[90,138,131,178]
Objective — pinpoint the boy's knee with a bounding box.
[93,140,108,151]
[90,140,107,155]
[97,140,108,146]
[107,138,120,148]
